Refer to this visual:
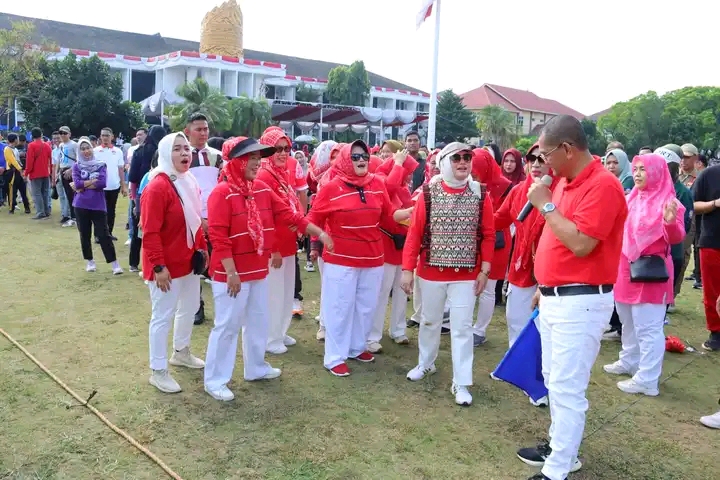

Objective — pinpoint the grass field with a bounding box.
[1,197,718,480]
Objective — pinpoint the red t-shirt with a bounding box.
[140,176,208,281]
[207,180,309,283]
[402,182,496,282]
[286,156,308,191]
[534,161,628,287]
[255,166,302,258]
[25,140,52,180]
[307,175,395,269]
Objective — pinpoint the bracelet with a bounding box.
[227,272,238,277]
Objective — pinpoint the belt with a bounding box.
[539,284,613,297]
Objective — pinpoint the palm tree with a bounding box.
[226,95,272,138]
[168,78,230,132]
[476,105,520,150]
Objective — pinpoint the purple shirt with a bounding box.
[72,163,108,211]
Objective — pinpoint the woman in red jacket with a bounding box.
[203,137,331,401]
[256,127,305,354]
[308,140,412,377]
[470,148,513,347]
[400,142,495,406]
[140,132,207,394]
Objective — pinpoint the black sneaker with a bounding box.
[60,216,69,224]
[702,333,720,351]
[473,334,486,347]
[517,440,582,472]
[407,319,420,328]
[685,274,696,281]
[194,302,205,325]
[527,473,565,480]
[441,326,450,335]
[693,281,702,290]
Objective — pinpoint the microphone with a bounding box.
[517,175,553,222]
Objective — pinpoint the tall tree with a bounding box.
[17,53,145,137]
[514,136,537,156]
[435,89,478,142]
[294,82,319,103]
[476,104,518,149]
[225,95,272,138]
[325,60,371,106]
[168,77,230,132]
[580,118,608,155]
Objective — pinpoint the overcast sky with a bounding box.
[3,0,716,116]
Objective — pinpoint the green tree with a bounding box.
[168,77,230,132]
[597,91,669,155]
[17,53,145,137]
[225,95,272,138]
[475,104,518,149]
[580,118,608,155]
[514,136,537,155]
[435,89,477,142]
[294,82,319,103]
[325,60,371,106]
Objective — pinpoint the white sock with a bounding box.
[111,260,120,269]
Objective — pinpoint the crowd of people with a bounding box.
[2,113,720,480]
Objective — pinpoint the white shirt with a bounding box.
[126,144,139,165]
[94,145,125,190]
[189,145,222,219]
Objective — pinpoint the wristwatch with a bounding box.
[153,265,166,273]
[540,203,557,216]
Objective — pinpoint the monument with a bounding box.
[199,0,244,58]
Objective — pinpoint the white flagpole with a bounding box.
[427,0,441,149]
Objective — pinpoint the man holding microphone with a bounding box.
[514,115,628,480]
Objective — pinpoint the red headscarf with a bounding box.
[333,140,375,187]
[259,127,302,213]
[501,148,526,187]
[472,148,512,205]
[220,137,264,256]
[424,149,441,184]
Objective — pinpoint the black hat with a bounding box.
[227,137,275,160]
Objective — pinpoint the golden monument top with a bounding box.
[199,0,244,58]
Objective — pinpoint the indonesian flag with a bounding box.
[416,0,435,29]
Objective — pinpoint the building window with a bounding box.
[372,97,379,108]
[397,100,408,110]
[417,103,429,113]
[517,115,524,126]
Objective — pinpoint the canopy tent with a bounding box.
[269,100,427,127]
[138,91,183,117]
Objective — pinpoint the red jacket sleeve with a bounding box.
[207,184,233,261]
[402,195,426,271]
[140,181,167,267]
[479,194,496,266]
[494,187,518,231]
[270,189,309,234]
[25,142,36,175]
[307,183,332,230]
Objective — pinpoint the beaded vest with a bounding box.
[422,182,485,269]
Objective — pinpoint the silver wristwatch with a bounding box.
[540,202,557,216]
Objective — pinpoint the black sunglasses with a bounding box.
[450,153,473,163]
[275,146,291,153]
[351,153,370,162]
[526,154,545,164]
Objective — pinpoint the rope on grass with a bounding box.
[0,327,184,480]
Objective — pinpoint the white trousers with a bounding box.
[369,263,407,342]
[418,278,475,386]
[472,279,498,337]
[321,263,383,369]
[266,255,296,351]
[148,273,200,370]
[537,292,613,480]
[615,301,666,389]
[317,257,325,327]
[204,279,273,390]
[505,283,537,347]
[412,273,450,322]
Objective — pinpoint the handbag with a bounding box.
[160,173,206,275]
[629,255,668,283]
[494,230,505,250]
[51,184,59,200]
[379,227,406,250]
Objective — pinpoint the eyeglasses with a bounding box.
[449,153,473,163]
[526,154,545,164]
[351,153,370,162]
[538,142,573,162]
[275,146,291,153]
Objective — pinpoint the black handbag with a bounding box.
[379,227,406,250]
[629,255,669,283]
[494,230,505,250]
[51,184,59,200]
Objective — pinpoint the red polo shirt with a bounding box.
[534,160,627,287]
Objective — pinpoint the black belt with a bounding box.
[539,284,613,297]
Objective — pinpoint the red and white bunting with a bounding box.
[416,0,435,29]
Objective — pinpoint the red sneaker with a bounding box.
[329,363,350,377]
[353,351,375,363]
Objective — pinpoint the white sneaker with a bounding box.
[149,370,181,393]
[267,345,288,355]
[315,315,321,322]
[603,361,633,376]
[452,383,473,406]
[304,262,315,272]
[112,266,124,275]
[259,367,282,380]
[392,335,409,345]
[617,378,659,396]
[86,261,97,272]
[406,364,437,382]
[316,326,325,342]
[367,341,382,354]
[62,220,74,227]
[602,329,621,342]
[529,395,549,407]
[667,304,676,313]
[700,411,720,429]
[124,238,131,246]
[169,347,205,369]
[283,335,297,346]
[205,385,234,401]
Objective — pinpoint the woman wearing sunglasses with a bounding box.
[400,143,496,406]
[308,140,413,377]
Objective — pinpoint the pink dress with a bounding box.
[614,216,685,305]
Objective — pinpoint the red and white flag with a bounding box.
[416,0,435,29]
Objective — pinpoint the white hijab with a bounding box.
[149,132,203,249]
[431,150,483,197]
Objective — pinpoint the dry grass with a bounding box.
[0,198,718,480]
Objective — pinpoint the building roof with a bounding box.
[0,12,427,96]
[588,106,612,121]
[460,83,585,119]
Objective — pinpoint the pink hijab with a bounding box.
[622,153,685,261]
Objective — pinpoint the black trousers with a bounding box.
[104,188,120,235]
[609,307,621,330]
[294,254,302,300]
[75,207,117,263]
[61,170,76,219]
[129,202,142,268]
[693,219,702,281]
[10,170,29,211]
[199,233,212,309]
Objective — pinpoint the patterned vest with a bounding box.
[422,181,485,269]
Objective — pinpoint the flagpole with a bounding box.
[427,0,441,149]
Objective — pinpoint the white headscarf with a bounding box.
[77,137,100,167]
[149,132,203,249]
[431,144,483,197]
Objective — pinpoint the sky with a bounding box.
[2,0,717,116]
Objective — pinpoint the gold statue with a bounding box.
[199,0,244,58]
